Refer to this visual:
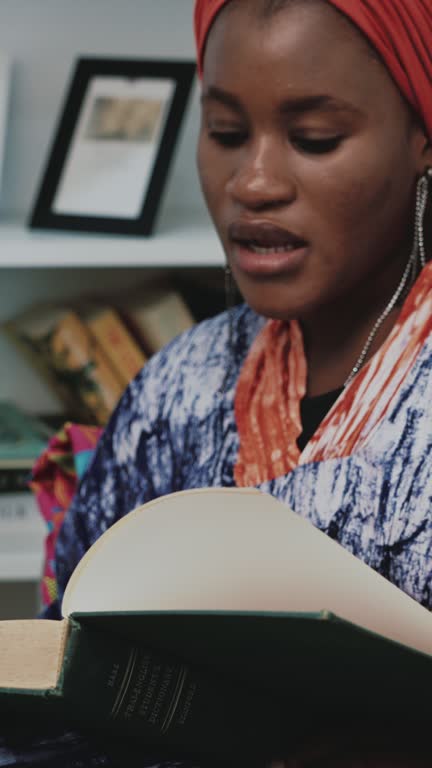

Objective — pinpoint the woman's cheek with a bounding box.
[197,152,214,208]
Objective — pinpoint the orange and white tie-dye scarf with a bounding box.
[234,263,432,487]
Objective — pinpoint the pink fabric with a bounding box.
[30,423,102,606]
[194,0,432,139]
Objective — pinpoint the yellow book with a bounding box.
[3,304,124,425]
[3,306,89,422]
[119,286,195,355]
[83,305,147,389]
[48,309,124,424]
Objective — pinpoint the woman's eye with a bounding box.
[208,131,247,148]
[292,136,343,154]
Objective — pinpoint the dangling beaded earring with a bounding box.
[344,169,432,389]
[219,264,237,396]
[224,264,236,314]
[414,167,432,272]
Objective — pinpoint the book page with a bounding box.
[62,487,432,656]
[0,619,68,689]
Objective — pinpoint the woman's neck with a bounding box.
[302,305,402,397]
[299,238,416,396]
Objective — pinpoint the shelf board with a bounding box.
[0,210,225,269]
[0,552,43,581]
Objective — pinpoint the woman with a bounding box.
[3,0,432,765]
[54,0,432,608]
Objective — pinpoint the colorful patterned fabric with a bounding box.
[234,319,306,486]
[194,0,432,140]
[234,262,432,485]
[30,423,102,606]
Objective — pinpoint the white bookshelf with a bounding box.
[0,210,223,269]
[0,553,44,582]
[0,0,219,416]
[0,0,219,609]
[0,494,46,584]
[0,581,41,619]
[0,209,224,415]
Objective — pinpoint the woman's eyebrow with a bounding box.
[279,94,363,116]
[201,87,362,118]
[201,86,244,114]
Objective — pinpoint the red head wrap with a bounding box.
[194,0,432,139]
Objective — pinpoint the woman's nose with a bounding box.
[226,136,296,210]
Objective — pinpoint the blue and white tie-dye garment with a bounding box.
[54,303,432,610]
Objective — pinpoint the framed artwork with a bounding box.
[29,57,196,236]
[0,52,11,206]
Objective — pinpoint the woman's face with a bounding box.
[197,0,430,322]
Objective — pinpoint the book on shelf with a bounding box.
[0,466,33,494]
[1,487,431,758]
[116,282,196,355]
[0,400,52,492]
[2,304,125,425]
[0,491,44,552]
[80,304,147,389]
[0,402,47,578]
[0,491,45,583]
[0,490,39,524]
[0,401,52,469]
[3,308,89,423]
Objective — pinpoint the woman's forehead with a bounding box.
[202,1,399,114]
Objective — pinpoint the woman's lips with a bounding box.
[232,241,309,276]
[228,221,309,276]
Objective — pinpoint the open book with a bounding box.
[1,487,432,757]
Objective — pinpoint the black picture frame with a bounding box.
[29,57,196,236]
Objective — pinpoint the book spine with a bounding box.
[0,468,32,494]
[50,312,124,425]
[0,492,40,525]
[86,309,147,389]
[2,321,91,423]
[59,620,283,758]
[123,292,195,354]
[0,492,45,556]
[0,403,53,463]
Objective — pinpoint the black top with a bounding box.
[297,387,343,452]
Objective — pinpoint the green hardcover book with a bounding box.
[1,487,431,759]
[0,467,34,493]
[0,401,52,468]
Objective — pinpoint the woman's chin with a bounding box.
[235,282,314,321]
[243,297,305,322]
